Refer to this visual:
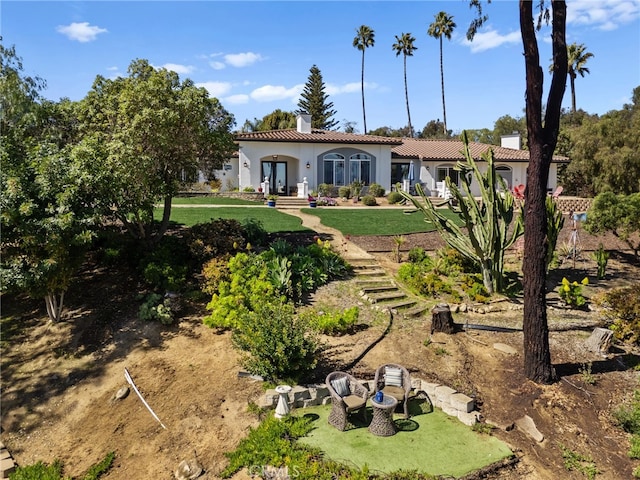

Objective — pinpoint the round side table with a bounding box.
[369,395,398,436]
[274,385,292,419]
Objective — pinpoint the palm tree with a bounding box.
[353,25,375,135]
[567,43,594,113]
[428,11,456,136]
[392,33,417,137]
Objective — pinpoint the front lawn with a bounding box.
[300,207,461,236]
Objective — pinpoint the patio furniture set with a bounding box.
[326,363,414,437]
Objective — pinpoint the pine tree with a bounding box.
[297,65,338,130]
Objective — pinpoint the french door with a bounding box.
[262,161,288,195]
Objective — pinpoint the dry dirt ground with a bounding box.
[2,214,640,479]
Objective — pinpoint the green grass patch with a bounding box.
[172,196,261,205]
[296,405,513,478]
[301,208,461,236]
[157,207,310,232]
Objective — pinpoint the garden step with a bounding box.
[359,285,399,294]
[375,299,417,312]
[399,304,430,318]
[366,291,407,303]
[355,279,396,287]
[354,269,388,277]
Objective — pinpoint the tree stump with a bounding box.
[431,303,455,334]
[585,327,613,353]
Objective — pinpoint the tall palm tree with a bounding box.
[567,43,594,113]
[428,11,456,136]
[353,25,375,135]
[392,33,417,137]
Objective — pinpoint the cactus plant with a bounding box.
[400,131,524,294]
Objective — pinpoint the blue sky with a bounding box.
[3,1,639,133]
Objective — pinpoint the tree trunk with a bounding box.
[361,50,367,134]
[570,72,576,113]
[520,0,567,384]
[431,303,455,334]
[404,56,412,137]
[440,37,447,135]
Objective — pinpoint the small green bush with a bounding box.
[139,235,190,291]
[232,300,318,382]
[243,186,256,192]
[387,191,404,204]
[594,284,640,344]
[368,183,385,197]
[306,306,360,335]
[9,460,65,480]
[201,256,231,295]
[408,247,428,264]
[138,293,174,325]
[558,277,589,307]
[362,195,377,206]
[188,218,246,262]
[559,443,599,480]
[338,186,351,199]
[318,183,333,197]
[242,218,268,247]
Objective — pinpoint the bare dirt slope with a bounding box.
[2,219,639,479]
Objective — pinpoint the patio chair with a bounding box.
[325,371,369,431]
[374,363,412,419]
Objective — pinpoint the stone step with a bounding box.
[399,304,430,318]
[355,279,396,287]
[351,263,382,270]
[360,285,399,294]
[366,291,407,303]
[354,269,388,277]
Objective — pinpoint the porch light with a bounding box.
[306,161,311,169]
[243,161,248,168]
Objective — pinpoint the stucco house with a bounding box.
[222,114,568,198]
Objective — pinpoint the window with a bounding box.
[349,153,371,184]
[323,153,345,186]
[436,165,460,186]
[495,166,512,191]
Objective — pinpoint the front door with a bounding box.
[262,161,288,195]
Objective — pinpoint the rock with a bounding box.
[493,343,518,355]
[175,459,203,480]
[114,386,130,400]
[515,415,544,442]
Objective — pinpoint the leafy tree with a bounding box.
[418,119,453,139]
[401,132,524,294]
[257,109,297,131]
[368,125,410,137]
[297,65,338,130]
[584,192,640,258]
[353,25,375,134]
[392,33,418,137]
[558,89,640,196]
[493,114,527,146]
[551,42,594,113]
[1,41,104,322]
[78,59,236,246]
[428,11,457,135]
[468,1,569,384]
[341,119,358,133]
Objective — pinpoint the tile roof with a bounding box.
[392,137,569,163]
[234,129,404,145]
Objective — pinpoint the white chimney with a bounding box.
[297,114,312,134]
[500,133,521,150]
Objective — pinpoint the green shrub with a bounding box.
[243,186,256,192]
[338,186,352,199]
[612,389,640,435]
[317,183,333,197]
[242,218,268,247]
[139,235,190,291]
[362,195,377,206]
[591,243,609,280]
[387,191,403,204]
[558,277,589,307]
[201,256,230,295]
[305,306,360,335]
[368,183,385,197]
[629,435,640,459]
[460,274,490,303]
[408,247,428,264]
[188,218,246,262]
[232,300,319,382]
[9,460,65,480]
[559,443,599,479]
[138,293,174,325]
[594,284,640,344]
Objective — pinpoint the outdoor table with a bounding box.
[368,395,398,436]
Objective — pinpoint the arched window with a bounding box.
[495,166,512,191]
[323,153,345,186]
[349,153,371,184]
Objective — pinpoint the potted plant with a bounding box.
[307,194,317,208]
[266,194,278,207]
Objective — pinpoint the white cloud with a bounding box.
[223,94,250,105]
[196,81,233,97]
[567,0,640,30]
[250,84,302,102]
[463,29,521,53]
[160,63,194,75]
[107,66,118,71]
[224,52,264,68]
[326,82,376,96]
[209,61,226,70]
[56,22,107,43]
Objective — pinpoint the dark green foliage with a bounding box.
[595,284,640,344]
[241,218,267,246]
[460,274,490,303]
[188,218,246,262]
[296,65,338,130]
[585,192,640,257]
[407,247,428,264]
[317,183,333,197]
[9,460,66,480]
[591,243,609,279]
[232,300,318,382]
[138,293,174,325]
[139,234,190,291]
[303,306,360,335]
[546,196,565,272]
[338,186,352,198]
[387,191,404,204]
[361,194,377,206]
[613,390,640,435]
[81,451,115,480]
[368,183,385,197]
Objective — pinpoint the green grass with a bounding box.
[157,206,311,232]
[172,196,261,205]
[300,207,461,236]
[296,405,513,478]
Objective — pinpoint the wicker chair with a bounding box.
[374,363,412,419]
[325,371,369,431]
